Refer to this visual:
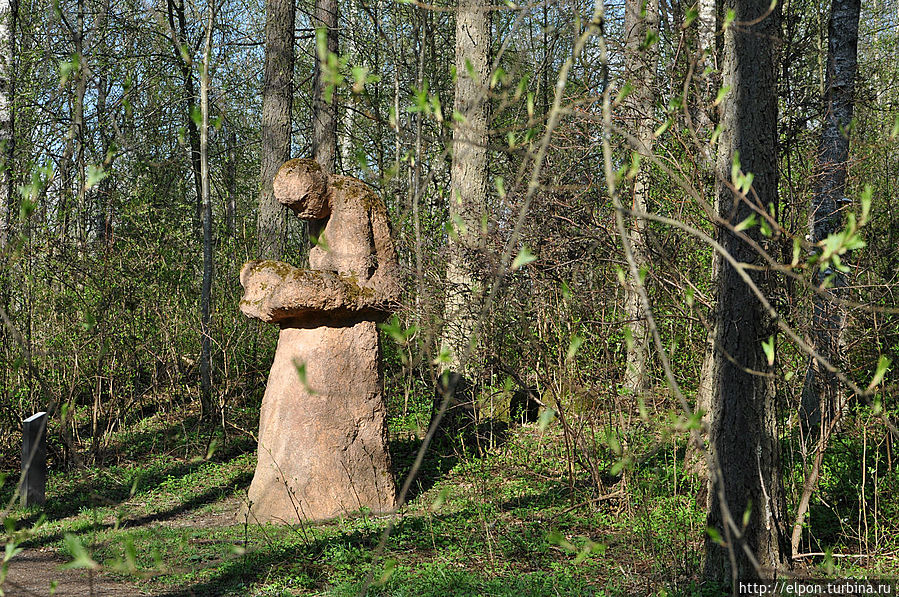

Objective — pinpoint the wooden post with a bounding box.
[21,412,47,506]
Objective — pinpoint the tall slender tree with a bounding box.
[257,0,294,259]
[440,0,489,377]
[621,0,659,399]
[704,0,790,584]
[312,0,338,175]
[799,0,861,445]
[0,0,14,246]
[166,0,204,231]
[199,2,215,421]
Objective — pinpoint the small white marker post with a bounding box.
[21,412,47,506]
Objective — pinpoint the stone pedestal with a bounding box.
[246,321,395,522]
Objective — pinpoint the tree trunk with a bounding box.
[199,6,215,421]
[621,0,659,399]
[0,0,14,247]
[257,0,294,259]
[167,0,204,232]
[692,0,717,477]
[312,0,338,175]
[440,0,489,377]
[704,0,790,584]
[225,126,237,235]
[799,0,860,448]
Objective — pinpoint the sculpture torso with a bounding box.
[310,176,378,282]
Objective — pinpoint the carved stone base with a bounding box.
[243,321,397,523]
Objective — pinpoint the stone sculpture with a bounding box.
[239,159,399,523]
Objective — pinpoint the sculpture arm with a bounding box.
[239,260,393,325]
[365,199,402,305]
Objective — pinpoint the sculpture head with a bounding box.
[273,158,331,220]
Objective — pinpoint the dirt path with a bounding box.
[1,496,243,596]
[3,548,148,596]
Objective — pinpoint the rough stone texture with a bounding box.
[240,160,399,523]
[273,158,329,219]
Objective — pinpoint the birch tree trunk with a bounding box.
[257,0,294,259]
[621,0,659,399]
[704,0,790,583]
[199,5,215,421]
[0,0,14,247]
[693,0,717,475]
[441,0,489,376]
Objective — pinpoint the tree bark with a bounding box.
[199,5,215,421]
[167,0,204,232]
[621,0,659,399]
[0,0,14,247]
[799,0,860,448]
[440,0,489,376]
[693,0,717,476]
[704,0,790,584]
[257,0,294,259]
[225,126,237,235]
[312,0,338,175]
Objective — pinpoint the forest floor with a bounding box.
[0,402,892,596]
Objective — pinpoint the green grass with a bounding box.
[2,401,897,596]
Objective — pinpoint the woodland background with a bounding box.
[0,0,895,593]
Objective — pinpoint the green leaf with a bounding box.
[537,407,556,431]
[623,326,634,351]
[546,530,575,551]
[493,178,505,201]
[292,359,316,394]
[3,542,21,564]
[714,85,731,107]
[374,558,397,587]
[379,315,418,345]
[350,65,373,94]
[791,237,802,267]
[609,455,630,476]
[566,335,584,362]
[684,6,698,27]
[736,171,754,194]
[653,118,671,138]
[734,213,756,232]
[626,152,641,179]
[430,487,451,512]
[85,165,108,190]
[511,246,537,271]
[761,335,775,366]
[61,534,98,570]
[723,8,736,29]
[706,526,724,545]
[710,123,724,147]
[860,185,872,225]
[310,231,329,251]
[606,431,621,456]
[868,356,891,391]
[432,345,452,366]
